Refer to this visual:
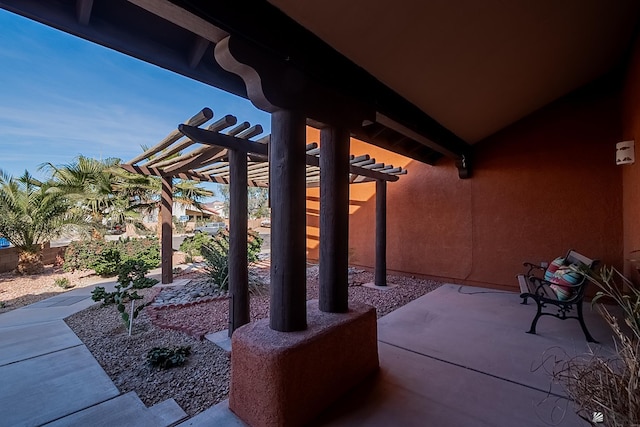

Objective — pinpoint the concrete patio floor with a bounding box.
[0,278,618,426]
[188,284,618,427]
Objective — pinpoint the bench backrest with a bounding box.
[565,249,598,270]
[563,249,599,301]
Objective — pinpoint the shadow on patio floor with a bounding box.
[312,284,616,427]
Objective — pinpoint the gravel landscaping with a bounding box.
[3,262,442,418]
[0,265,99,314]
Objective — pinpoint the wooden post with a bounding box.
[269,110,307,332]
[228,149,249,336]
[375,179,387,286]
[161,176,173,284]
[319,127,350,313]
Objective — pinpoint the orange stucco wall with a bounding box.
[307,77,624,291]
[622,33,640,281]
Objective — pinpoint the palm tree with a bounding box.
[41,156,120,220]
[173,179,213,210]
[0,170,82,274]
[42,156,213,235]
[41,156,156,234]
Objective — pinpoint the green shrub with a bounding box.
[201,230,263,291]
[64,237,160,276]
[179,233,214,260]
[92,247,121,276]
[247,230,262,263]
[54,277,72,289]
[147,346,191,369]
[117,237,160,271]
[91,260,158,330]
[62,240,103,272]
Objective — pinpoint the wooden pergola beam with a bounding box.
[305,153,399,182]
[145,111,241,166]
[120,164,164,177]
[180,124,399,182]
[163,147,225,173]
[120,163,226,184]
[126,108,213,165]
[145,137,197,167]
[179,124,268,156]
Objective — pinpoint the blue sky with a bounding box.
[0,9,270,196]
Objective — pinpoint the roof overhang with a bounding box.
[0,0,472,175]
[2,0,637,178]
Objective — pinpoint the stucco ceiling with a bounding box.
[268,0,640,143]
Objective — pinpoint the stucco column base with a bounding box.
[229,300,379,427]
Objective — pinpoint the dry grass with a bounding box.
[553,308,639,426]
[553,267,640,427]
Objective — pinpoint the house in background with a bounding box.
[143,202,220,228]
[205,201,226,219]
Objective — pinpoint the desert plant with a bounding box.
[91,260,158,330]
[552,266,639,426]
[201,230,263,291]
[147,346,191,369]
[179,232,214,260]
[54,277,72,289]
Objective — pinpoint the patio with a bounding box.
[0,278,614,426]
[1,2,637,425]
[184,284,613,426]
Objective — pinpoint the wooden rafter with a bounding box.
[123,108,407,189]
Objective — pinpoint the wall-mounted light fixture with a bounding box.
[616,140,635,165]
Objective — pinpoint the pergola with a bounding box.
[121,107,407,333]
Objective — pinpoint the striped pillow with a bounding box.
[544,257,566,281]
[549,265,583,300]
[550,284,572,301]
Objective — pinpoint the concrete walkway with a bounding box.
[0,270,187,427]
[1,279,618,427]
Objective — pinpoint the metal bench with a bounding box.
[517,250,599,342]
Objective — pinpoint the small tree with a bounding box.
[248,187,269,219]
[0,170,82,274]
[91,259,158,330]
[218,185,269,219]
